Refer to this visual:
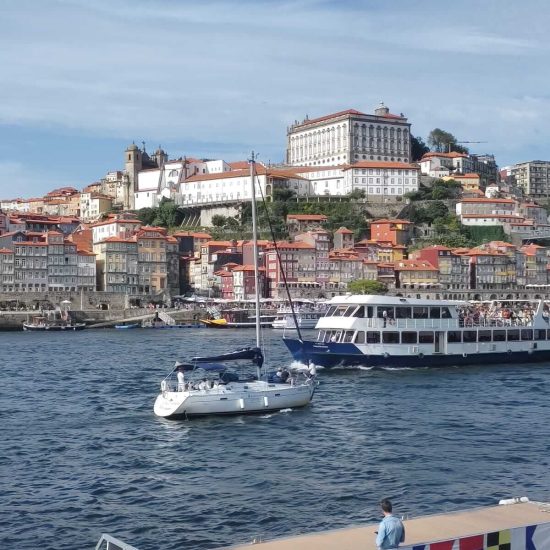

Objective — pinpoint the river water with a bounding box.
[1,328,550,550]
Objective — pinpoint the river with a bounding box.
[1,328,549,549]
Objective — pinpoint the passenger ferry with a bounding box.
[283,295,550,368]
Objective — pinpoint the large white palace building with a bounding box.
[286,103,411,167]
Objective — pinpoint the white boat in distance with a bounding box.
[154,154,317,419]
[283,294,550,368]
[272,311,323,330]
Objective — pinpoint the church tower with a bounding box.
[124,143,142,210]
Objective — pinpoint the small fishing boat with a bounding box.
[114,323,141,329]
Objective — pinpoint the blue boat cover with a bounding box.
[189,347,264,368]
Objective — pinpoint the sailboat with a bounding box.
[153,154,317,419]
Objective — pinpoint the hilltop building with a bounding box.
[286,103,411,167]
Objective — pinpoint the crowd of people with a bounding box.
[457,301,541,327]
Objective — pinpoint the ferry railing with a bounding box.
[354,317,538,329]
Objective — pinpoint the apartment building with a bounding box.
[512,160,550,199]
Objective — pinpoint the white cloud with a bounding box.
[0,0,549,192]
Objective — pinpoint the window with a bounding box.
[382,332,399,344]
[366,331,380,343]
[521,329,533,340]
[429,307,440,319]
[413,307,429,319]
[448,331,461,343]
[401,331,417,344]
[441,307,452,319]
[343,331,355,343]
[493,330,506,342]
[419,331,434,343]
[354,331,366,344]
[463,331,477,343]
[507,330,520,341]
[395,307,412,319]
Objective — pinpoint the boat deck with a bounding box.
[224,501,550,549]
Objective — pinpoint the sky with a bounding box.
[1,0,549,198]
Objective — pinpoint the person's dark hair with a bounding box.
[380,499,393,513]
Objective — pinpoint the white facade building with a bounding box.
[287,103,411,167]
[91,218,143,244]
[180,167,311,205]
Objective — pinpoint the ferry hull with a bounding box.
[283,337,550,368]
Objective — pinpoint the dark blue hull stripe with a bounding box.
[283,338,550,368]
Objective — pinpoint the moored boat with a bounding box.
[272,310,323,330]
[114,323,141,329]
[283,294,550,368]
[23,315,86,331]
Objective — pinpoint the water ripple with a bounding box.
[1,329,550,550]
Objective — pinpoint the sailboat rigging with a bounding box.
[153,152,317,419]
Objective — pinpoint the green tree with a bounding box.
[411,135,430,161]
[424,200,449,222]
[347,188,366,200]
[211,215,227,227]
[348,279,388,295]
[136,207,157,225]
[427,129,469,154]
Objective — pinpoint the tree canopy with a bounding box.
[411,135,430,161]
[347,279,388,295]
[427,128,469,154]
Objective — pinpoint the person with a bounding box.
[375,498,405,550]
[382,310,388,328]
[275,368,283,381]
[307,363,317,379]
[280,368,290,383]
[176,367,185,391]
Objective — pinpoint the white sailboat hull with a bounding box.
[154,381,315,419]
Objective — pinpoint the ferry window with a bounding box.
[326,306,337,316]
[429,307,441,319]
[507,330,520,341]
[354,331,366,344]
[401,331,417,344]
[366,331,380,343]
[493,330,506,342]
[419,331,434,343]
[413,307,429,319]
[396,307,412,319]
[441,307,452,319]
[535,329,546,340]
[353,306,365,318]
[344,307,356,317]
[448,331,462,343]
[343,331,355,342]
[478,330,491,342]
[463,331,477,343]
[366,306,374,318]
[547,329,550,340]
[521,329,533,341]
[382,332,399,344]
[377,307,395,318]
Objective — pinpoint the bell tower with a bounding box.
[124,143,142,210]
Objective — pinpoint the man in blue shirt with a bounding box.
[376,498,405,550]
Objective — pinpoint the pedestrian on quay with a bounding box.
[375,498,405,550]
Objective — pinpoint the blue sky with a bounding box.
[1,0,549,198]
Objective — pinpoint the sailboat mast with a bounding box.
[249,152,261,350]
